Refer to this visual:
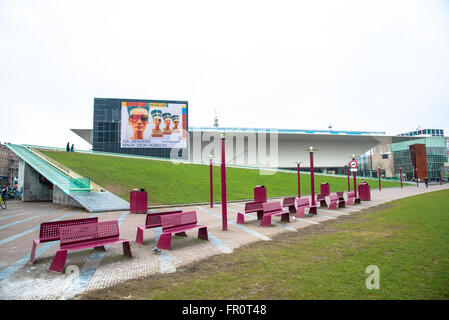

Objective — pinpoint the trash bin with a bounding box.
[358,182,371,201]
[254,185,267,203]
[130,188,148,213]
[320,183,330,196]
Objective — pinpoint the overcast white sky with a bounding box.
[1,0,448,151]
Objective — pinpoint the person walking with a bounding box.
[66,142,70,152]
[70,144,74,152]
[424,177,429,188]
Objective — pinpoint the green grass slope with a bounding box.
[40,150,401,206]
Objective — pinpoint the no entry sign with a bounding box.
[349,160,358,172]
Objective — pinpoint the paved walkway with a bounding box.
[0,184,447,300]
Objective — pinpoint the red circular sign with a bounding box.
[349,160,358,168]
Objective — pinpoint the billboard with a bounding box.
[120,101,187,148]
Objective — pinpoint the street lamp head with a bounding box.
[209,153,213,160]
[220,131,225,139]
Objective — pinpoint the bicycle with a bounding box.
[0,195,6,209]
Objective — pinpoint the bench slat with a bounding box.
[145,210,182,228]
[39,218,98,242]
[59,221,120,247]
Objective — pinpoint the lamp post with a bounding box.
[209,154,213,208]
[296,161,302,198]
[305,146,318,206]
[400,167,403,189]
[378,167,381,191]
[440,169,442,185]
[220,132,227,231]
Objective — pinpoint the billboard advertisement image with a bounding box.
[120,101,187,148]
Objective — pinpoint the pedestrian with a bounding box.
[66,142,70,152]
[424,177,429,188]
[70,144,74,152]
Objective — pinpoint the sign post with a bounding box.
[209,154,213,208]
[220,132,227,231]
[349,157,358,198]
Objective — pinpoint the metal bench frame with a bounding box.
[49,220,132,273]
[295,197,317,218]
[136,210,182,244]
[236,201,264,224]
[329,193,346,209]
[260,201,290,226]
[156,211,208,250]
[346,191,361,205]
[282,196,297,213]
[29,217,98,265]
[316,193,328,208]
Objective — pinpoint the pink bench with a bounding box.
[260,201,290,226]
[157,211,208,250]
[328,193,345,209]
[282,197,297,213]
[49,220,132,273]
[237,201,264,224]
[346,191,361,205]
[295,197,317,218]
[29,217,98,264]
[316,194,327,208]
[336,191,345,202]
[136,210,182,244]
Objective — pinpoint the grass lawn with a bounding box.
[78,189,449,300]
[40,150,402,206]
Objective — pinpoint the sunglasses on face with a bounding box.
[129,114,149,122]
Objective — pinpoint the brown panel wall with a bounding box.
[409,144,428,181]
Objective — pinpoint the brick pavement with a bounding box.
[0,183,447,299]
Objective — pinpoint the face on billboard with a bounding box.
[120,101,186,148]
[128,108,149,140]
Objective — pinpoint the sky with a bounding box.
[1,0,448,151]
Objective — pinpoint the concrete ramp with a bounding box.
[6,144,130,213]
[69,191,130,212]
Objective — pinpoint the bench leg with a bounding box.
[339,201,346,208]
[328,202,337,209]
[28,239,40,265]
[260,214,272,227]
[320,200,328,208]
[136,226,145,245]
[294,207,305,218]
[198,227,208,240]
[122,241,132,258]
[94,246,107,251]
[347,198,354,206]
[257,211,264,220]
[281,213,290,222]
[49,249,67,273]
[237,212,245,224]
[308,206,317,215]
[355,198,361,204]
[175,231,187,237]
[288,205,296,214]
[157,233,172,250]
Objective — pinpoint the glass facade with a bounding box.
[391,137,447,181]
[93,98,188,159]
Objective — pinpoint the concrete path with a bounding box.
[0,183,447,300]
